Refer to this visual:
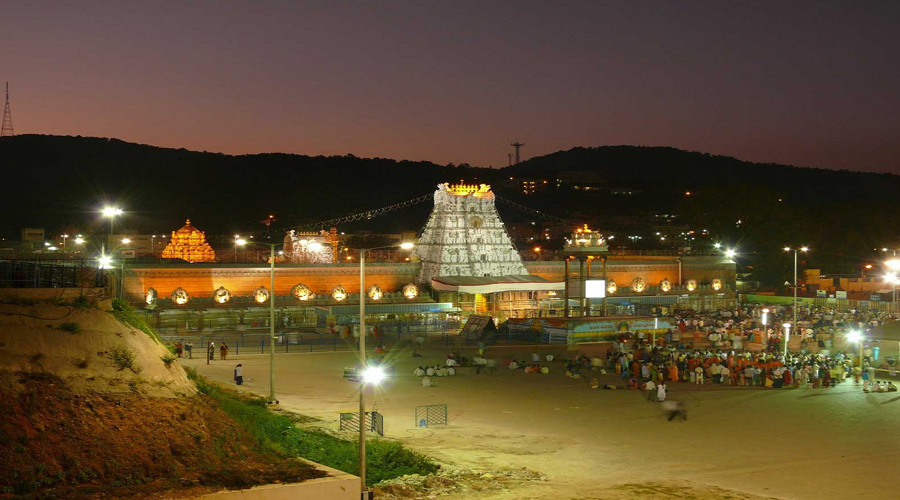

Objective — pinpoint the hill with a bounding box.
[0,299,323,498]
[0,135,490,236]
[2,136,898,281]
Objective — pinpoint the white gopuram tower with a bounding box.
[412,182,528,284]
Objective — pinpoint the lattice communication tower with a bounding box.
[1,82,13,137]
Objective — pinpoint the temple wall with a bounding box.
[126,256,735,305]
[525,256,736,289]
[124,263,418,303]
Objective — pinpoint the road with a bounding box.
[185,343,900,500]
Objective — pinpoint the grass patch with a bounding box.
[187,370,437,485]
[161,353,177,368]
[58,322,82,334]
[110,299,160,342]
[108,347,137,372]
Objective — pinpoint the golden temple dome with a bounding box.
[161,219,217,263]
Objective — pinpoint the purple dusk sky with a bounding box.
[2,1,898,173]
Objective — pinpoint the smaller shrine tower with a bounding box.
[161,219,217,263]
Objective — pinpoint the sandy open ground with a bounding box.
[184,343,900,500]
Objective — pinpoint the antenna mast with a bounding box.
[510,141,524,165]
[1,82,13,137]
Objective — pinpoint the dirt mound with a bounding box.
[0,303,194,397]
[0,371,324,499]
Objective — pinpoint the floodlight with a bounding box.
[724,249,736,258]
[236,238,247,246]
[847,330,862,343]
[399,242,415,250]
[361,365,387,385]
[101,206,123,217]
[98,255,113,269]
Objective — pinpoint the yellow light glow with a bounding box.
[399,242,415,250]
[121,238,131,244]
[402,283,419,300]
[886,259,900,271]
[332,286,347,301]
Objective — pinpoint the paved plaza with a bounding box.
[185,343,900,499]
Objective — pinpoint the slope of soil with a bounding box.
[0,303,194,398]
[0,371,324,499]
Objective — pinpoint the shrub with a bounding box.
[110,299,160,342]
[57,322,82,334]
[73,358,89,369]
[108,347,137,372]
[188,372,437,485]
[70,295,92,309]
[161,353,177,368]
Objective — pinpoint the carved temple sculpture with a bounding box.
[411,182,528,283]
[161,219,217,263]
[281,227,340,263]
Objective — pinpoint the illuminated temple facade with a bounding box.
[412,182,528,283]
[161,219,217,263]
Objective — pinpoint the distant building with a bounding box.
[21,228,44,243]
[555,171,608,192]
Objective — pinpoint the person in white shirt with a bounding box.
[446,358,458,367]
[657,382,667,402]
[421,376,434,387]
[645,379,657,401]
[694,366,704,384]
[426,366,436,377]
[413,366,425,377]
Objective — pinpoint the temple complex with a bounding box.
[281,227,340,263]
[160,219,217,263]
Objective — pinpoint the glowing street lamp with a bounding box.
[884,270,900,314]
[61,234,69,251]
[121,238,131,245]
[100,205,124,252]
[74,236,85,245]
[358,363,387,498]
[724,249,736,259]
[847,330,864,368]
[98,255,113,269]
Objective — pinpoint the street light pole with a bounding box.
[235,238,278,404]
[358,247,367,498]
[268,242,276,404]
[356,242,414,499]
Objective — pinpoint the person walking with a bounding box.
[234,364,244,385]
[664,400,687,421]
[207,341,215,364]
[185,341,193,359]
[657,382,667,402]
[645,379,657,401]
[220,342,228,360]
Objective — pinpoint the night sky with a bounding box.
[3,1,898,173]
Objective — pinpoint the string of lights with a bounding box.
[284,193,433,232]
[495,196,573,223]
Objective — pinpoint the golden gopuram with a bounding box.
[161,219,217,263]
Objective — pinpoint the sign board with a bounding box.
[121,249,136,258]
[584,279,606,298]
[835,291,847,300]
[816,290,826,298]
[870,294,882,302]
